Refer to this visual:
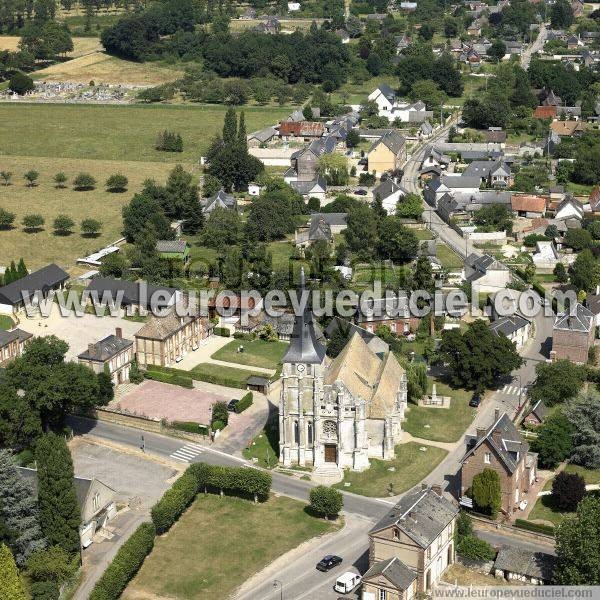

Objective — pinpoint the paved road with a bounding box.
[521,23,548,70]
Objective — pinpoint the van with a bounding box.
[334,571,362,594]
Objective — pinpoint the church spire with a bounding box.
[283,268,326,365]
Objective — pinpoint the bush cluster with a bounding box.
[171,421,209,436]
[234,392,253,414]
[89,522,156,600]
[213,327,231,337]
[456,534,496,561]
[155,130,183,152]
[144,369,193,388]
[309,486,343,519]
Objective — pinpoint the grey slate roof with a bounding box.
[310,212,347,227]
[363,556,417,591]
[554,303,594,333]
[203,189,236,213]
[0,264,69,306]
[290,176,327,196]
[489,314,530,338]
[307,216,332,242]
[494,546,556,582]
[373,179,408,201]
[462,412,529,475]
[247,126,277,142]
[370,130,406,155]
[527,400,549,422]
[0,328,32,348]
[86,277,177,308]
[78,333,133,362]
[369,487,459,548]
[156,240,188,253]
[282,269,326,364]
[376,83,396,102]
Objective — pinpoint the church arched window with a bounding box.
[307,421,313,445]
[293,420,300,444]
[323,420,337,440]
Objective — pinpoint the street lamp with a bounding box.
[273,579,283,600]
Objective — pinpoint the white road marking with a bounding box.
[169,444,204,463]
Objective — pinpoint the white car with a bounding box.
[334,572,362,594]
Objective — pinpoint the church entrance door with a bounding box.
[324,444,337,463]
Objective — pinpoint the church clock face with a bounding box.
[296,364,305,373]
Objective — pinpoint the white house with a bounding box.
[288,1,300,10]
[248,182,262,196]
[554,196,584,221]
[532,241,559,269]
[373,179,409,214]
[367,85,431,123]
[489,314,532,350]
[464,253,511,294]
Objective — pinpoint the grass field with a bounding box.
[437,243,464,269]
[542,465,600,491]
[32,51,184,85]
[243,421,279,468]
[528,494,570,526]
[0,315,14,330]
[403,379,476,443]
[0,104,293,162]
[0,156,174,268]
[333,442,447,497]
[0,35,101,58]
[212,339,288,370]
[123,494,339,600]
[189,362,268,386]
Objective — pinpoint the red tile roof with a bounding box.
[533,105,557,119]
[511,195,547,213]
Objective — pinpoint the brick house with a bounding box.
[77,328,134,385]
[460,410,538,515]
[551,303,595,364]
[354,295,420,335]
[523,400,549,427]
[134,312,211,368]
[362,485,459,598]
[0,328,32,366]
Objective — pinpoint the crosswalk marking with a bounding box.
[501,385,527,396]
[170,443,204,463]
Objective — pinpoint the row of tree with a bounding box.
[0,170,128,192]
[0,209,103,236]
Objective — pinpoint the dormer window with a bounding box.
[484,452,491,464]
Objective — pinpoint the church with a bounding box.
[278,280,408,473]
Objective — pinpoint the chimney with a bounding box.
[476,427,486,441]
[494,408,500,422]
[115,327,122,339]
[88,343,95,355]
[431,484,443,497]
[492,428,502,446]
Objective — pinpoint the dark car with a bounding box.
[469,393,481,408]
[316,555,343,572]
[227,399,239,412]
[354,189,368,196]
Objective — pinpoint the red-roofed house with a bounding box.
[533,105,557,119]
[511,195,547,218]
[589,187,600,213]
[279,121,325,139]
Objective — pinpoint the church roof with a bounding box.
[324,332,405,419]
[282,270,326,365]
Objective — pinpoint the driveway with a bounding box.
[69,438,176,600]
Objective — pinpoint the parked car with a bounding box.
[227,399,239,412]
[316,555,343,572]
[469,393,481,408]
[334,572,361,594]
[354,189,368,195]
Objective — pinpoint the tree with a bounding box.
[472,468,501,518]
[456,535,496,561]
[99,252,126,278]
[317,153,349,186]
[53,172,67,188]
[72,172,96,191]
[202,207,240,251]
[80,219,102,237]
[309,486,343,519]
[22,214,44,232]
[529,360,586,406]
[473,203,512,232]
[570,250,600,292]
[412,255,434,293]
[409,79,447,111]
[211,401,229,428]
[551,0,574,28]
[564,393,600,469]
[0,451,46,566]
[376,217,419,263]
[564,228,593,252]
[97,370,114,406]
[0,544,27,600]
[52,215,75,236]
[345,129,361,148]
[122,192,172,243]
[532,410,574,469]
[327,321,350,358]
[0,209,15,230]
[552,471,586,512]
[105,173,128,193]
[0,172,12,186]
[487,39,507,62]
[9,72,34,95]
[23,170,39,187]
[396,193,423,219]
[35,434,81,556]
[553,262,568,283]
[343,203,378,257]
[554,495,600,584]
[438,320,523,390]
[26,545,74,584]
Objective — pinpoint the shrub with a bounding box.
[309,486,343,519]
[552,471,586,512]
[456,534,496,561]
[234,392,253,413]
[211,419,225,431]
[456,511,473,539]
[514,518,555,536]
[155,130,183,152]
[171,421,209,436]
[472,468,501,518]
[26,545,74,583]
[144,370,193,388]
[53,172,67,188]
[30,580,60,600]
[151,470,199,534]
[211,401,229,427]
[89,522,155,600]
[358,172,376,186]
[9,71,34,95]
[73,172,97,191]
[105,173,128,193]
[213,327,230,337]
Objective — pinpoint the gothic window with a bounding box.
[323,420,337,440]
[294,420,300,444]
[307,421,313,445]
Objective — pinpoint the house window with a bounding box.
[393,528,400,540]
[307,421,313,445]
[378,589,387,600]
[293,421,300,444]
[484,452,491,464]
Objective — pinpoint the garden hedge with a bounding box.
[234,392,253,414]
[89,522,156,600]
[151,468,199,534]
[144,369,193,389]
[213,327,230,337]
[171,421,210,436]
[514,518,555,536]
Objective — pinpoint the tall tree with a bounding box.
[222,106,237,145]
[0,544,27,600]
[237,110,247,150]
[471,468,501,518]
[35,434,81,556]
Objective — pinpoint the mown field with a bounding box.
[0,156,174,268]
[0,103,293,162]
[0,35,100,57]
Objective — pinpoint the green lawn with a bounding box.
[542,465,600,491]
[124,494,339,600]
[212,339,288,370]
[0,315,14,330]
[437,243,464,270]
[243,421,280,468]
[333,442,447,497]
[189,362,269,387]
[403,379,476,443]
[528,494,570,526]
[0,104,292,162]
[415,228,434,240]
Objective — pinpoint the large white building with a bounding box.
[368,85,431,123]
[278,273,408,475]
